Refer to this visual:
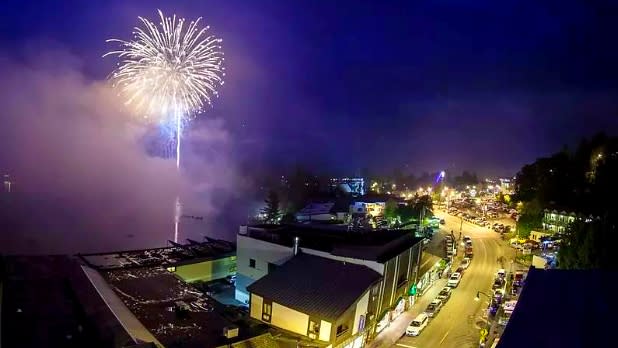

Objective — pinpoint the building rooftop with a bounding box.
[247,253,381,321]
[103,267,261,348]
[296,202,336,216]
[0,255,135,348]
[498,267,617,348]
[78,237,235,270]
[242,224,422,263]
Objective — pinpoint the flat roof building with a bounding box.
[79,238,236,284]
[498,267,618,348]
[0,255,139,348]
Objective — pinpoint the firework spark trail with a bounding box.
[105,10,225,242]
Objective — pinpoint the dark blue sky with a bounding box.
[2,0,618,177]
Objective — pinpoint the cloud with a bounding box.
[0,49,241,254]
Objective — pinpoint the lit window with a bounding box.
[262,303,271,321]
[309,320,320,334]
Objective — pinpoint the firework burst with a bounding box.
[105,10,225,243]
[104,9,225,127]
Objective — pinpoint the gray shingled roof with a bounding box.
[247,253,382,321]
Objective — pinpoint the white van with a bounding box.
[406,313,429,336]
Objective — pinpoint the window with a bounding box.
[262,303,271,321]
[397,274,407,287]
[336,324,349,337]
[309,320,320,334]
[268,262,278,273]
[249,258,256,268]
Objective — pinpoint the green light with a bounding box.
[408,284,417,296]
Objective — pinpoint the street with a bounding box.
[395,211,515,348]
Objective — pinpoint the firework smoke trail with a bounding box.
[105,10,225,242]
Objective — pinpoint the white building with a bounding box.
[235,224,424,343]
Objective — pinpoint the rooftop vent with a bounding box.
[223,325,239,339]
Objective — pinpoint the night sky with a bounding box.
[1,1,618,252]
[2,0,618,176]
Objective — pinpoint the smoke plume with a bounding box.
[0,51,240,254]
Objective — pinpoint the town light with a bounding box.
[475,291,491,301]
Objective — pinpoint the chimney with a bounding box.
[239,225,248,235]
[293,236,300,256]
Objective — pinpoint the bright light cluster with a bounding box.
[104,10,225,127]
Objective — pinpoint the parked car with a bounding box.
[447,272,462,287]
[406,313,429,336]
[436,287,452,303]
[425,299,443,317]
[513,271,525,286]
[492,277,505,290]
[493,289,504,304]
[465,246,473,258]
[460,257,471,269]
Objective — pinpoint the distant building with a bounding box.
[247,253,381,348]
[235,224,424,344]
[542,209,577,233]
[349,195,398,217]
[330,178,365,196]
[529,229,552,242]
[296,195,397,222]
[295,199,351,222]
[499,178,512,192]
[498,267,618,348]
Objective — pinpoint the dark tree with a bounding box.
[452,170,479,188]
[261,190,281,224]
[383,199,399,223]
[558,217,618,270]
[280,212,296,224]
[396,204,417,223]
[516,198,543,239]
[512,132,618,269]
[415,195,434,214]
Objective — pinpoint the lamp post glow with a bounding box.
[475,291,491,301]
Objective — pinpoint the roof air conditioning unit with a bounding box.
[223,325,239,339]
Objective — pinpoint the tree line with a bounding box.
[513,132,618,269]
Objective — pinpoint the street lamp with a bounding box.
[475,291,491,301]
